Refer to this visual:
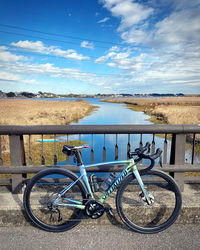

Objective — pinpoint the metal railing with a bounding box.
[0,124,200,193]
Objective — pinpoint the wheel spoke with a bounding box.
[116,170,182,234]
[24,169,87,232]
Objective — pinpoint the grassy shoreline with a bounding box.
[101,97,200,142]
[0,99,97,125]
[0,99,97,166]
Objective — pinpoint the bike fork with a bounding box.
[132,167,152,205]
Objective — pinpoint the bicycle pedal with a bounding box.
[105,207,114,217]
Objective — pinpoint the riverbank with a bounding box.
[102,97,200,142]
[0,99,97,166]
[102,97,200,124]
[0,99,96,125]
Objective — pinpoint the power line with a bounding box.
[0,23,120,49]
[0,23,149,49]
[0,30,109,48]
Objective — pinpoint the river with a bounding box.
[37,97,198,165]
[57,98,173,165]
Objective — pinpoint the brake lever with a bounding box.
[147,143,151,154]
[159,155,163,167]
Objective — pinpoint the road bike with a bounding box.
[23,142,182,234]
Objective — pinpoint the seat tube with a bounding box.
[79,165,94,198]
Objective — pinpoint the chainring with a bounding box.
[85,200,105,219]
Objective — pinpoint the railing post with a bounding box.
[0,136,3,166]
[9,135,26,193]
[170,133,185,191]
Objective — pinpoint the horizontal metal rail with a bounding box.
[0,124,200,135]
[0,164,200,174]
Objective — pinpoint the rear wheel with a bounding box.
[116,170,182,234]
[23,168,87,232]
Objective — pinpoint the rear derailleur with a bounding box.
[47,204,62,222]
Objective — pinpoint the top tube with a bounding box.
[83,159,132,169]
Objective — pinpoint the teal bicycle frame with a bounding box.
[53,158,151,209]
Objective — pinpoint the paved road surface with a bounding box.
[0,224,199,250]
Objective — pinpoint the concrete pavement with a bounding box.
[0,225,200,250]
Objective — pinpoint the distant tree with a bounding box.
[21,92,36,98]
[6,92,16,97]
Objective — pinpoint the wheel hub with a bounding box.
[139,193,155,206]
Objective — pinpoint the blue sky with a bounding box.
[0,0,200,95]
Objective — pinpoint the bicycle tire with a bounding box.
[23,168,87,232]
[116,170,182,234]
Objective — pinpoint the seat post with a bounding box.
[75,151,83,166]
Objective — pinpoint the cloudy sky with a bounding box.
[0,0,200,94]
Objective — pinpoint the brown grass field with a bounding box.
[102,97,200,144]
[0,99,95,125]
[0,99,96,165]
[102,97,200,125]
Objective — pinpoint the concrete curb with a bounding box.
[0,184,200,227]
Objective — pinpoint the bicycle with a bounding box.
[23,142,182,234]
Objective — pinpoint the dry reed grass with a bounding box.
[104,96,200,107]
[103,97,200,125]
[103,97,200,142]
[151,105,200,125]
[0,99,95,125]
[0,99,96,162]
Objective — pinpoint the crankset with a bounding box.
[85,200,106,219]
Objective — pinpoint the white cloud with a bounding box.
[0,46,26,62]
[97,0,200,93]
[80,41,94,49]
[97,17,110,23]
[154,7,200,45]
[95,51,116,64]
[100,0,153,31]
[0,46,7,51]
[100,0,200,48]
[0,71,21,82]
[11,40,90,61]
[0,59,109,88]
[0,70,39,85]
[109,46,120,52]
[120,28,147,44]
[95,46,145,71]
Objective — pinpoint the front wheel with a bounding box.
[116,170,182,234]
[23,168,87,232]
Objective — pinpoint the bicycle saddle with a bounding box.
[62,145,89,156]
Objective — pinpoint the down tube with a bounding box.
[99,161,134,203]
